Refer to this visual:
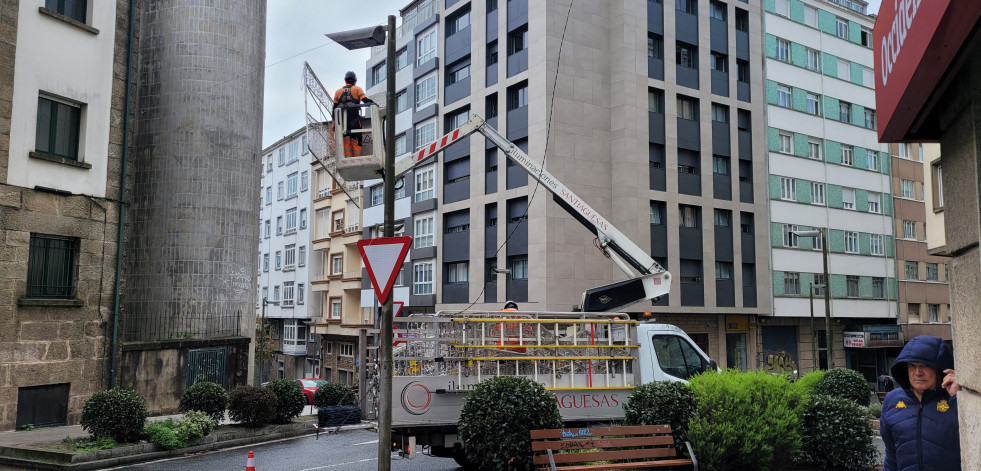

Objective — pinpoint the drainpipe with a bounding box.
[109,0,136,389]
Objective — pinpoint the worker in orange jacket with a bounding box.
[333,71,373,156]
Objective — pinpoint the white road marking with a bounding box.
[354,439,378,446]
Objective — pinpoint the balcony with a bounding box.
[282,338,306,356]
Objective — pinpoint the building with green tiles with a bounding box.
[763,0,900,385]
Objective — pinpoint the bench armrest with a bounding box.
[684,441,698,471]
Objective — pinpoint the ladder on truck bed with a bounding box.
[392,311,640,391]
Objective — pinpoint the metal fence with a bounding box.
[122,308,242,342]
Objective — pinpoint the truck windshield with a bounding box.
[651,334,707,380]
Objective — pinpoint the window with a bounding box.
[650,202,664,225]
[264,220,270,238]
[395,90,409,114]
[777,84,791,107]
[864,109,876,130]
[846,275,859,297]
[783,224,799,248]
[806,93,820,115]
[780,177,795,200]
[871,234,884,255]
[714,209,731,227]
[775,39,790,62]
[905,261,919,280]
[447,108,470,130]
[487,40,498,66]
[713,156,729,175]
[784,272,800,295]
[903,220,917,239]
[778,132,792,153]
[448,9,470,35]
[507,25,529,55]
[803,4,817,26]
[298,246,306,267]
[901,180,915,198]
[282,281,295,307]
[485,93,499,119]
[447,60,471,85]
[711,104,728,123]
[839,101,852,122]
[842,188,855,209]
[836,17,849,40]
[416,73,437,108]
[414,118,437,151]
[370,185,383,206]
[735,8,748,31]
[677,96,697,120]
[844,231,859,253]
[715,262,733,279]
[263,253,269,272]
[648,34,663,59]
[297,284,305,305]
[36,96,81,161]
[286,173,298,199]
[277,181,284,200]
[275,251,282,270]
[836,59,850,80]
[413,261,434,295]
[811,182,825,205]
[265,187,272,204]
[266,156,272,172]
[415,164,435,202]
[805,48,819,71]
[811,273,826,295]
[710,53,727,72]
[775,0,789,16]
[285,207,297,234]
[44,0,86,22]
[676,0,696,14]
[861,27,873,47]
[417,26,437,65]
[510,257,529,280]
[273,285,280,301]
[932,162,944,209]
[396,48,408,70]
[710,1,727,20]
[676,42,697,68]
[332,210,344,232]
[279,148,285,166]
[926,263,939,281]
[331,253,343,275]
[330,298,342,319]
[868,193,881,213]
[862,67,874,87]
[679,205,699,228]
[808,138,822,160]
[648,89,664,113]
[866,150,879,171]
[736,60,749,83]
[414,213,435,248]
[276,216,283,235]
[395,134,407,156]
[650,335,707,380]
[841,145,853,166]
[446,262,468,283]
[507,82,528,110]
[928,304,939,323]
[371,62,385,85]
[26,234,79,298]
[870,277,884,298]
[898,143,909,158]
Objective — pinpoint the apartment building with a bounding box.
[257,129,317,382]
[763,0,897,381]
[890,143,951,346]
[371,0,775,370]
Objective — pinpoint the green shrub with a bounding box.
[265,379,307,423]
[866,402,882,419]
[227,385,278,427]
[794,370,826,396]
[814,368,871,406]
[80,389,148,443]
[687,370,803,471]
[144,422,185,450]
[179,382,228,424]
[458,376,563,471]
[800,394,878,470]
[623,380,697,451]
[142,412,216,451]
[312,382,357,408]
[177,410,216,440]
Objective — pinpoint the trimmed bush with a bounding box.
[800,394,878,470]
[312,381,357,407]
[179,382,228,424]
[458,376,563,471]
[265,379,307,423]
[227,385,278,427]
[687,370,803,471]
[793,370,826,398]
[623,380,697,451]
[176,410,216,440]
[80,389,148,443]
[144,422,184,450]
[814,368,871,406]
[143,412,216,451]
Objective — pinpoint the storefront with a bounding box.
[843,325,905,392]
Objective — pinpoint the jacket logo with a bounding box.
[937,400,949,412]
[896,401,906,409]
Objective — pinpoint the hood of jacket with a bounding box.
[890,335,954,390]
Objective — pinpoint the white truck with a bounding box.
[376,116,718,465]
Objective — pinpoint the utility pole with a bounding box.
[821,227,833,369]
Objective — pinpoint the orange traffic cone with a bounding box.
[245,451,255,471]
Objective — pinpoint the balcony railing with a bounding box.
[346,223,360,233]
[317,188,330,199]
[282,339,306,356]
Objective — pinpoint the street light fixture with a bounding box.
[327,18,397,471]
[492,268,512,301]
[792,229,833,369]
[255,297,280,385]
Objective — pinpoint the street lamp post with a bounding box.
[809,283,825,370]
[793,228,833,369]
[255,297,279,385]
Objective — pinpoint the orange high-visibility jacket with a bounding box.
[334,85,368,106]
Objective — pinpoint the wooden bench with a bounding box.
[530,425,697,471]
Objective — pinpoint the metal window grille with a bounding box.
[27,234,78,299]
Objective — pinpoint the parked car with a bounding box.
[298,378,328,404]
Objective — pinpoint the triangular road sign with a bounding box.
[358,236,412,304]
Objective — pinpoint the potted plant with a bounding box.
[312,382,361,427]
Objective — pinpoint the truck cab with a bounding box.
[637,323,718,384]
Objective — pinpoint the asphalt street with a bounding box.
[102,428,463,471]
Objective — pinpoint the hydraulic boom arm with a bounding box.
[393,115,670,311]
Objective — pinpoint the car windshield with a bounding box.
[301,380,327,388]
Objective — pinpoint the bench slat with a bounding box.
[533,446,678,465]
[531,435,674,451]
[536,458,694,471]
[530,425,671,439]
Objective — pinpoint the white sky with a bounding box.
[261,0,883,148]
[262,1,406,148]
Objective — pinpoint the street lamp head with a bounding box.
[492,268,511,274]
[792,230,822,238]
[326,25,386,50]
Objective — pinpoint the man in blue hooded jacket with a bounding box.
[880,335,961,471]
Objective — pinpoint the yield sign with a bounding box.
[357,236,412,304]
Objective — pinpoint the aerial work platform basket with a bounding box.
[332,103,386,181]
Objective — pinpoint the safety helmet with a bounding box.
[502,301,518,311]
[344,71,357,84]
